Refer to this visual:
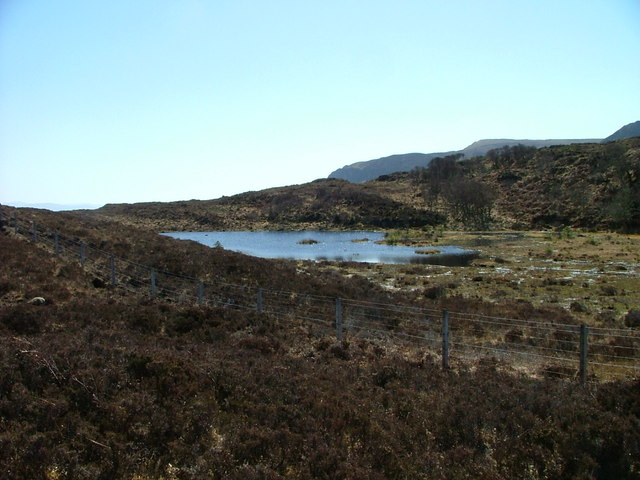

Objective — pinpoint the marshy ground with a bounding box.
[309,230,640,329]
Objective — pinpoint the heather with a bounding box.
[1,211,639,479]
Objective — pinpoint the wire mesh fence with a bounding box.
[2,209,639,382]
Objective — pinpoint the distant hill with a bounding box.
[460,138,599,158]
[328,138,599,183]
[602,120,640,143]
[3,201,102,211]
[327,152,456,184]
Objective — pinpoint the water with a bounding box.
[162,231,479,266]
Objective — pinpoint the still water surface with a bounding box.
[163,231,478,266]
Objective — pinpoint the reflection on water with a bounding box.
[412,252,479,266]
[163,231,479,266]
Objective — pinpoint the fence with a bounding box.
[2,208,639,383]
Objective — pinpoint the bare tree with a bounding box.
[443,178,497,230]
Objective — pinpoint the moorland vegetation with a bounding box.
[96,138,640,233]
[1,211,640,479]
[1,137,640,479]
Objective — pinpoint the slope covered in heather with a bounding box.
[328,139,601,183]
[1,209,639,479]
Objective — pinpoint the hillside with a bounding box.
[328,152,457,183]
[328,138,600,183]
[95,138,640,233]
[460,137,640,231]
[97,178,445,232]
[602,120,640,143]
[1,208,640,479]
[460,138,600,158]
[329,120,640,185]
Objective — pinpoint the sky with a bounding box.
[1,1,639,208]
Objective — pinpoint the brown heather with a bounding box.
[2,134,640,478]
[1,204,639,479]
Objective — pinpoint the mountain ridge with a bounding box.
[602,120,640,143]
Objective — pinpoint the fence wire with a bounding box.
[2,209,639,382]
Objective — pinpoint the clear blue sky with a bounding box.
[1,0,639,208]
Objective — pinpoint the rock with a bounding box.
[424,286,446,300]
[544,277,574,286]
[297,239,318,245]
[623,309,640,328]
[570,301,589,313]
[27,296,46,306]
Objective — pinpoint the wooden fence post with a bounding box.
[580,324,589,384]
[442,309,450,370]
[336,297,343,341]
[150,269,157,297]
[198,281,205,306]
[256,288,264,312]
[54,232,60,255]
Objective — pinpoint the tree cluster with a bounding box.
[412,154,497,229]
[486,144,537,167]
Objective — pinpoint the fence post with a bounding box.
[110,255,117,286]
[335,297,343,341]
[198,281,205,306]
[54,232,60,255]
[580,324,588,384]
[256,288,264,312]
[79,242,86,266]
[150,269,157,297]
[32,221,37,242]
[442,309,450,370]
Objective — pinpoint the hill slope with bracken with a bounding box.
[95,137,640,232]
[328,121,639,184]
[328,138,600,183]
[463,137,640,230]
[96,178,445,232]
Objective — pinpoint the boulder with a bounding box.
[623,309,640,328]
